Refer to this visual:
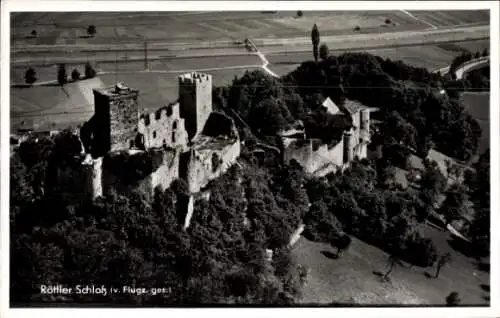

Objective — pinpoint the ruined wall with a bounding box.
[184,140,241,193]
[283,138,313,173]
[99,149,180,199]
[82,156,103,199]
[283,137,344,176]
[179,73,213,140]
[310,140,344,177]
[137,103,189,150]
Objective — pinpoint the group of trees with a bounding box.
[28,25,96,39]
[303,160,439,268]
[10,132,309,304]
[311,24,330,62]
[24,62,97,86]
[444,49,490,96]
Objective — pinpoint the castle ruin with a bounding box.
[74,72,240,199]
[281,97,374,177]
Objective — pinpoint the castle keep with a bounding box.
[77,72,241,199]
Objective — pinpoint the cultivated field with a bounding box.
[408,10,490,28]
[11,54,262,84]
[267,39,490,76]
[462,92,490,154]
[11,67,258,132]
[293,224,490,305]
[11,11,431,46]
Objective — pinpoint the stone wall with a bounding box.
[283,136,346,177]
[184,140,241,193]
[137,103,189,150]
[94,148,180,199]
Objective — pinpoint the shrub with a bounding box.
[297,10,303,17]
[385,18,392,24]
[403,231,437,267]
[446,292,461,306]
[25,68,37,85]
[319,43,329,60]
[354,25,361,31]
[87,25,96,37]
[71,69,81,81]
[84,62,97,79]
[57,64,67,85]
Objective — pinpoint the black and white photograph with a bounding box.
[2,0,498,316]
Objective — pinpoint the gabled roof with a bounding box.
[322,97,342,115]
[407,154,425,171]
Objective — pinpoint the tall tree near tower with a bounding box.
[311,24,320,62]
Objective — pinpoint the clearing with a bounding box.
[292,223,489,305]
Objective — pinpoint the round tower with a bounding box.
[343,130,354,163]
[360,108,370,142]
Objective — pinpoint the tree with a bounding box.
[474,51,481,59]
[435,253,451,278]
[311,24,320,62]
[297,10,303,17]
[446,292,461,306]
[57,64,68,86]
[319,43,329,60]
[30,30,37,37]
[439,184,467,225]
[87,25,97,37]
[482,48,489,57]
[25,68,37,85]
[71,69,81,81]
[383,253,403,279]
[331,233,352,258]
[85,62,97,79]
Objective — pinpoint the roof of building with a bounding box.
[322,97,343,115]
[407,154,426,171]
[341,99,365,115]
[394,167,409,189]
[426,149,474,177]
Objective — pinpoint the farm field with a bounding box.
[11,54,262,84]
[11,67,258,133]
[462,92,490,154]
[267,39,490,76]
[292,224,489,305]
[11,11,431,46]
[408,10,490,28]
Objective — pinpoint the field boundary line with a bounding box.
[400,10,438,30]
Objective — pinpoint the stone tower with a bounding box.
[360,109,370,143]
[343,129,355,164]
[92,83,139,156]
[178,72,213,141]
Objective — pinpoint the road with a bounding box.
[12,24,489,66]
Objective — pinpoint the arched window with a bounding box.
[172,131,176,143]
[153,131,157,138]
[173,120,178,130]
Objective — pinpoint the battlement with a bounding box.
[139,103,181,127]
[94,83,139,99]
[179,72,212,85]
